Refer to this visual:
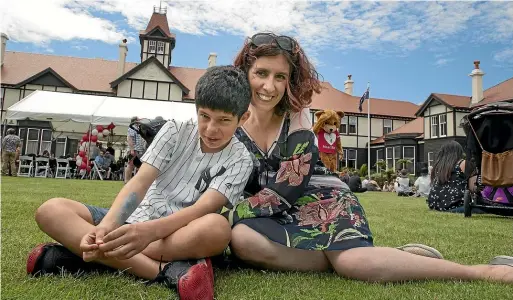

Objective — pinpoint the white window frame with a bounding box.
[340,116,348,134]
[394,146,401,170]
[403,146,416,174]
[55,137,67,157]
[428,152,434,167]
[383,119,393,135]
[376,149,384,173]
[431,116,439,138]
[347,149,357,169]
[348,116,357,135]
[25,128,40,154]
[40,129,52,155]
[439,114,447,137]
[386,147,394,170]
[157,41,165,54]
[148,40,156,54]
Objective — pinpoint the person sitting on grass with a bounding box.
[348,172,367,193]
[395,169,414,197]
[427,141,483,214]
[413,167,431,197]
[26,66,254,300]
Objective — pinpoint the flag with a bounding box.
[358,88,369,112]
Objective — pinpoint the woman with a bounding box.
[427,141,482,213]
[225,32,512,282]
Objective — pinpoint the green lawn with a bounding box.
[2,177,513,300]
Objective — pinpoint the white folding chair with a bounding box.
[91,161,105,180]
[17,156,34,177]
[34,157,51,178]
[55,158,70,179]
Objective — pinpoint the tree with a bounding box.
[374,159,387,173]
[396,158,412,171]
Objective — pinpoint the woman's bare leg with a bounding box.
[324,247,513,283]
[230,224,330,272]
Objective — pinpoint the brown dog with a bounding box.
[313,110,344,172]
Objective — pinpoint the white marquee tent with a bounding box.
[4,90,198,139]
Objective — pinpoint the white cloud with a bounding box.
[72,45,88,50]
[434,58,453,67]
[1,0,513,65]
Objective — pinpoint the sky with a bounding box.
[1,0,512,105]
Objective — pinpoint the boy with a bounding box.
[27,66,253,300]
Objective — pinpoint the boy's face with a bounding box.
[197,107,249,153]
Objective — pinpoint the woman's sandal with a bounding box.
[396,243,444,259]
[489,256,513,267]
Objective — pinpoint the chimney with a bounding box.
[469,60,485,105]
[117,39,128,76]
[344,74,354,95]
[208,53,217,68]
[1,33,9,66]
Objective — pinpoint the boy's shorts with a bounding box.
[83,204,110,226]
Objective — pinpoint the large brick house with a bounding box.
[2,8,510,171]
[371,62,513,174]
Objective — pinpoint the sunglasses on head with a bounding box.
[250,33,297,53]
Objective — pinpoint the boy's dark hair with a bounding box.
[195,65,251,119]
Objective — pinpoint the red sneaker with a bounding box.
[147,258,214,300]
[27,242,112,276]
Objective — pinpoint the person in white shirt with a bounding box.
[28,66,254,300]
[395,169,413,196]
[414,167,431,197]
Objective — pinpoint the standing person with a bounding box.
[223,32,513,283]
[124,117,146,183]
[2,128,21,176]
[26,66,254,299]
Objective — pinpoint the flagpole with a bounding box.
[367,82,371,180]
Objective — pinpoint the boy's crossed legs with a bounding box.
[30,198,230,296]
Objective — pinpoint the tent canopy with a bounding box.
[5,90,198,126]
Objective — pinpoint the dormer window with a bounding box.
[149,40,156,53]
[157,41,165,54]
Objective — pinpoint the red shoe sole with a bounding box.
[177,258,214,300]
[26,242,56,275]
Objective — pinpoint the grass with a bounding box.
[1,177,513,300]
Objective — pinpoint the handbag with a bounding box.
[469,122,513,186]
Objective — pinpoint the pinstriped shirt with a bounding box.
[126,119,253,224]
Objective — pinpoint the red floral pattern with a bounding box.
[248,189,281,209]
[276,153,312,186]
[295,199,348,232]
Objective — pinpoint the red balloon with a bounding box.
[82,134,89,141]
[86,166,91,172]
[80,162,87,169]
[79,151,86,157]
[96,125,104,132]
[91,135,98,143]
[107,122,116,130]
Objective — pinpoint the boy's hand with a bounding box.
[79,224,115,262]
[99,223,155,260]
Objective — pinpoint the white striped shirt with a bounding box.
[126,119,253,224]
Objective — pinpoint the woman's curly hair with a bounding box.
[233,34,322,115]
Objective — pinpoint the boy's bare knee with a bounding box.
[194,213,231,247]
[35,198,66,226]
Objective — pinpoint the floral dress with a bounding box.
[427,160,467,211]
[223,114,373,251]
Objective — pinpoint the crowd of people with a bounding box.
[19,32,513,300]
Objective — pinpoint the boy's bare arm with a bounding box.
[98,162,158,230]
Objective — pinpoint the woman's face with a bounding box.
[247,54,290,113]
